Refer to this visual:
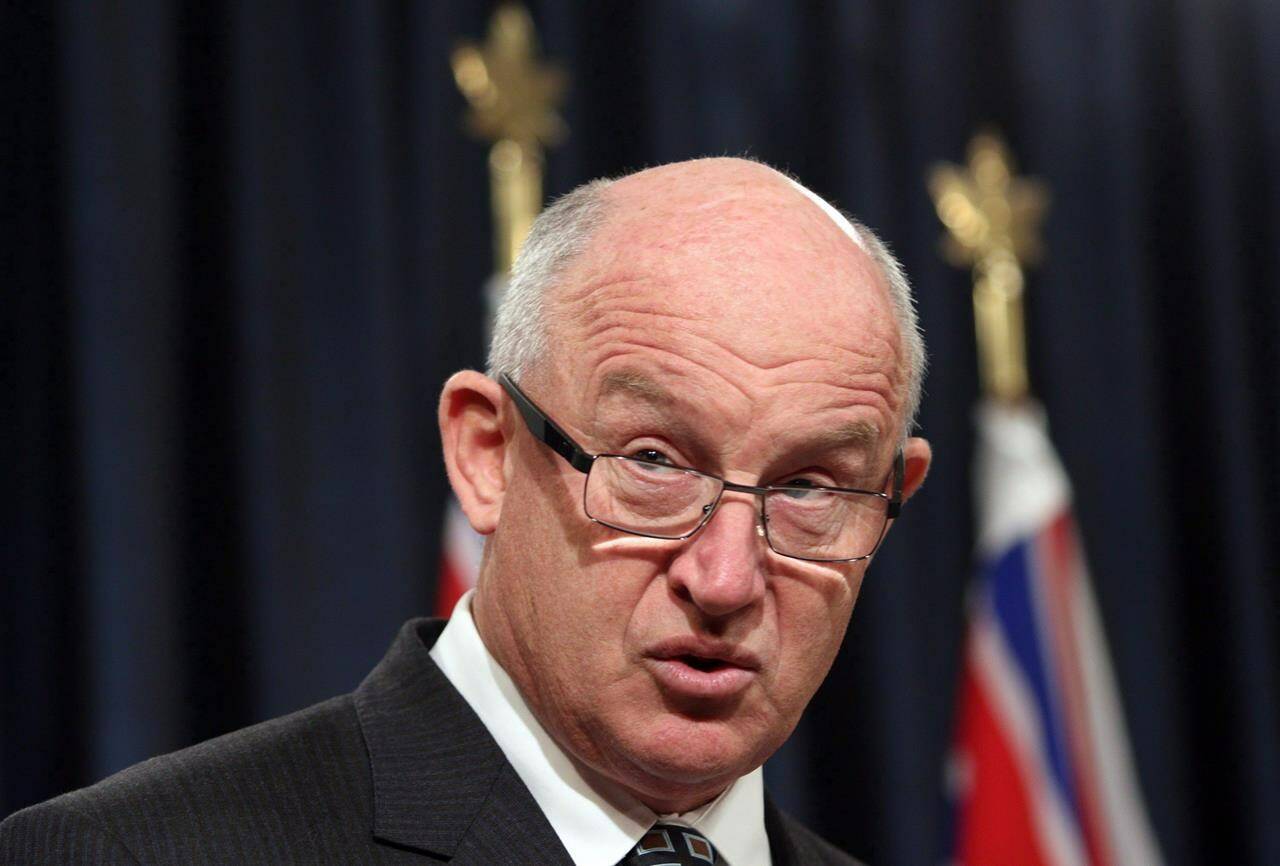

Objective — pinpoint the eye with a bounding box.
[629,448,683,475]
[777,477,819,499]
[631,448,675,465]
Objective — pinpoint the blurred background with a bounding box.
[3,2,1278,864]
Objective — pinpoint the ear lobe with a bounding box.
[899,436,932,503]
[439,371,510,535]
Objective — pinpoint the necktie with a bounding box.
[617,822,720,865]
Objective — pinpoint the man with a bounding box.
[1,158,930,864]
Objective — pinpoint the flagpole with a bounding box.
[928,132,1049,401]
[451,2,567,280]
[436,4,568,618]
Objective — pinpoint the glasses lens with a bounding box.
[763,488,889,561]
[585,456,721,538]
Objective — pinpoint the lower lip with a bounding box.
[645,658,757,700]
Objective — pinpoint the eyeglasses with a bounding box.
[498,373,903,563]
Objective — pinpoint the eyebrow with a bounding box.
[805,420,881,452]
[598,370,679,406]
[597,370,881,453]
[595,371,698,444]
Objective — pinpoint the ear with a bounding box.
[439,371,511,535]
[899,436,932,502]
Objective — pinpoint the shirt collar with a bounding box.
[430,590,771,866]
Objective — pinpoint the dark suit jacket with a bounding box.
[1,619,863,865]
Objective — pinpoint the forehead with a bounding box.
[595,368,884,450]
[541,163,906,442]
[593,164,879,306]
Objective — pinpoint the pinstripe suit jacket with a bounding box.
[0,619,862,865]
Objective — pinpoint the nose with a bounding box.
[665,495,767,619]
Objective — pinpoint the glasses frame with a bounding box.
[498,373,903,563]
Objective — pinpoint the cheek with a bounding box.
[496,463,654,660]
[489,467,585,659]
[771,568,860,702]
[498,436,604,580]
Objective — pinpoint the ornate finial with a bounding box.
[930,132,1049,269]
[452,4,567,150]
[929,132,1050,402]
[452,4,568,276]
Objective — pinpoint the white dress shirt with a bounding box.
[430,590,773,866]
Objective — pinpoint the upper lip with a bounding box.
[645,637,763,671]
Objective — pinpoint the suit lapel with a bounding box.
[765,793,800,866]
[354,618,574,865]
[446,762,582,866]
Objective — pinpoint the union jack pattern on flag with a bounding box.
[945,402,1163,866]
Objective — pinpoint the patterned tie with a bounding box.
[617,822,720,865]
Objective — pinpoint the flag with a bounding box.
[436,498,485,616]
[435,275,509,617]
[945,402,1163,866]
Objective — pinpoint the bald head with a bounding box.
[487,157,924,435]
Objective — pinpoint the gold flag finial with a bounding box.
[928,131,1050,402]
[452,4,567,275]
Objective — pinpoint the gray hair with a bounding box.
[486,168,926,435]
[487,179,611,384]
[842,217,926,435]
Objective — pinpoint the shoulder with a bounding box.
[0,797,139,865]
[1,695,371,864]
[766,798,868,866]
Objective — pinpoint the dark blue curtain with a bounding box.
[4,2,1278,865]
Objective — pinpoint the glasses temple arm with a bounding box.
[887,449,904,519]
[498,374,596,474]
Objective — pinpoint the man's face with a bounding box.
[473,161,926,811]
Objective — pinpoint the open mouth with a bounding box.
[677,654,733,673]
[644,640,761,700]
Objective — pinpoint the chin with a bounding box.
[612,711,772,797]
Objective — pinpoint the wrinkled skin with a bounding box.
[440,158,931,814]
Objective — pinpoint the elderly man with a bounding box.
[1,158,930,865]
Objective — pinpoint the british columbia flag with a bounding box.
[945,402,1163,866]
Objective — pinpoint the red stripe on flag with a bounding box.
[954,650,1053,866]
[435,552,470,618]
[1040,513,1111,866]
